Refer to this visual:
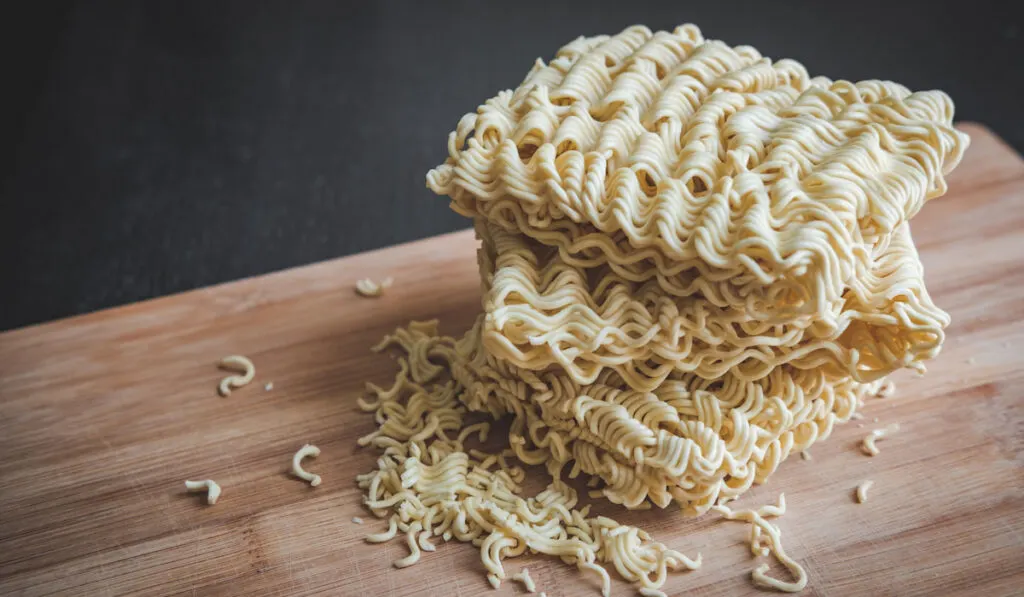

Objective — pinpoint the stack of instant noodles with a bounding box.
[356,23,968,594]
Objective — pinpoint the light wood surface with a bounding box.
[1,123,1022,597]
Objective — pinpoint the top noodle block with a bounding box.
[428,24,969,320]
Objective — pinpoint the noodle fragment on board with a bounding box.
[855,481,874,504]
[875,381,896,399]
[356,277,394,298]
[218,355,255,396]
[862,424,900,457]
[354,22,964,595]
[713,495,806,592]
[511,568,536,592]
[184,479,221,505]
[292,444,322,486]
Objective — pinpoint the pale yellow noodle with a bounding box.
[356,277,394,298]
[511,568,536,592]
[713,496,806,592]
[862,423,900,456]
[875,381,896,399]
[218,355,255,396]
[855,481,874,503]
[184,479,221,505]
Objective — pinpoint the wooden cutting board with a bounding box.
[1,123,1022,597]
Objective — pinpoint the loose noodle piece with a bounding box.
[862,424,900,456]
[512,568,537,593]
[582,561,612,597]
[218,355,255,396]
[713,496,806,592]
[639,588,668,597]
[184,479,221,505]
[356,277,394,298]
[875,381,896,399]
[855,481,874,504]
[292,444,322,486]
[712,494,786,521]
[366,516,399,543]
[394,524,423,568]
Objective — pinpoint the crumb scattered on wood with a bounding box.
[855,481,874,503]
[352,516,364,524]
[355,277,394,298]
[800,451,811,461]
[264,382,273,391]
[184,479,221,505]
[875,380,896,399]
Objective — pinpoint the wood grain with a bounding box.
[1,123,1022,597]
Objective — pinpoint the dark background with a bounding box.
[2,0,1021,331]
